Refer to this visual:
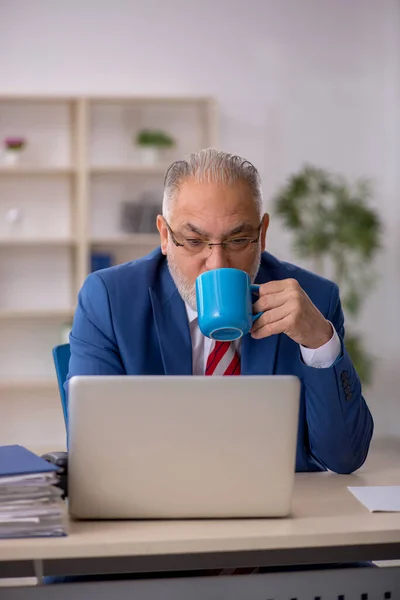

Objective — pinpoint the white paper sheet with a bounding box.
[348,486,400,512]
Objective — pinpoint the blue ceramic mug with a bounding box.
[195,268,263,341]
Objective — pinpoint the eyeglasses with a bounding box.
[165,220,262,255]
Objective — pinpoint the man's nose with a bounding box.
[204,244,230,270]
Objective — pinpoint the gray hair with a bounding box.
[162,148,263,221]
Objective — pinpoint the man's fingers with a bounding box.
[257,278,299,296]
[257,280,286,294]
[251,306,292,333]
[253,291,286,313]
[251,314,289,339]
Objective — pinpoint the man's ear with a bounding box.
[157,215,168,255]
[260,213,269,250]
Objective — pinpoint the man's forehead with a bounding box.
[177,177,251,197]
[174,179,257,215]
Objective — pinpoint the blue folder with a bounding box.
[0,445,59,477]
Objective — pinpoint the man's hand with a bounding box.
[251,279,333,349]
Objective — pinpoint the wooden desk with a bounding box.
[1,437,400,581]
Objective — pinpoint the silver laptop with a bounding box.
[68,376,300,519]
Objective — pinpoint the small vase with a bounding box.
[3,149,20,166]
[138,146,160,166]
[5,208,23,234]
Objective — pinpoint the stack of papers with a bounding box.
[0,445,67,538]
[348,486,400,512]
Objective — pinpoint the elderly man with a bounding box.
[68,148,373,474]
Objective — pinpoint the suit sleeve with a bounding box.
[300,283,374,474]
[65,272,125,400]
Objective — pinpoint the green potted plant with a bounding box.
[135,129,175,165]
[274,165,382,384]
[3,137,27,166]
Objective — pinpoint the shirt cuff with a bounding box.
[300,322,341,368]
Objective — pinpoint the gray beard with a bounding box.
[167,253,198,311]
[167,246,262,312]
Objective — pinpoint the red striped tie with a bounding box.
[205,341,241,376]
[204,341,258,575]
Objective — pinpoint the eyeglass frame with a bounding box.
[163,218,263,253]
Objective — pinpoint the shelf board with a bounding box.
[0,166,75,176]
[90,95,213,105]
[90,164,168,175]
[0,94,213,105]
[0,238,76,247]
[0,95,76,103]
[0,379,58,391]
[91,234,160,246]
[0,309,74,320]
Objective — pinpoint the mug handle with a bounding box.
[250,284,263,322]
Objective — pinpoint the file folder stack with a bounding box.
[0,445,67,538]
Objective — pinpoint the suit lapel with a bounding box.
[149,262,193,375]
[241,333,280,375]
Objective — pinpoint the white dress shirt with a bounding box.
[185,304,341,375]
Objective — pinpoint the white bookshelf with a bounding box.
[0,379,58,391]
[90,165,168,175]
[0,309,75,320]
[0,166,75,176]
[0,94,218,447]
[91,233,160,246]
[0,238,76,246]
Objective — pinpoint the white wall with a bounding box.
[1,0,399,438]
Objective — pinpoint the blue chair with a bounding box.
[52,343,70,428]
[42,343,71,497]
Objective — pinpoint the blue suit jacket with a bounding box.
[68,248,373,474]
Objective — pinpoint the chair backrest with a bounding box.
[52,343,71,428]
